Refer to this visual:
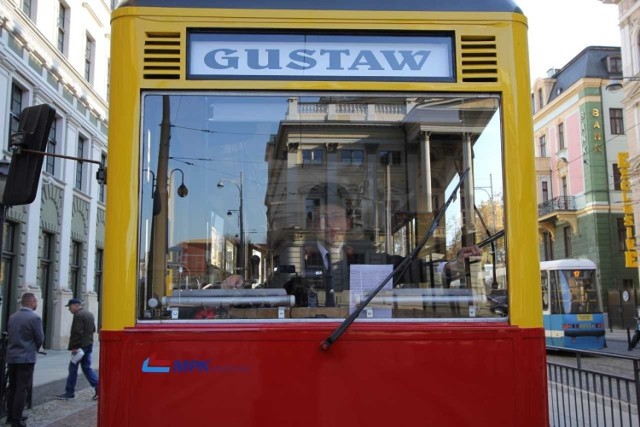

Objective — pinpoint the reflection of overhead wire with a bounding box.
[171,124,273,136]
[169,158,266,189]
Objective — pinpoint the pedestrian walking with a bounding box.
[56,298,98,401]
[6,292,44,427]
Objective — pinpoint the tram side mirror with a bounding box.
[4,104,56,206]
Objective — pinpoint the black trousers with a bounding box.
[7,363,34,425]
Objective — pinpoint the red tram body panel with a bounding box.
[100,325,547,426]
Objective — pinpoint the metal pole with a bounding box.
[0,204,8,418]
[239,172,245,280]
[634,359,640,425]
[489,173,496,233]
[0,205,7,330]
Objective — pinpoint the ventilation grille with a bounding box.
[459,35,498,83]
[143,33,181,80]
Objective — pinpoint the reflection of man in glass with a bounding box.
[303,200,365,307]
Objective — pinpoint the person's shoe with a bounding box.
[92,388,98,401]
[5,416,28,425]
[55,393,74,400]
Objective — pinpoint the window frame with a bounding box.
[302,148,324,165]
[57,1,68,54]
[613,163,622,191]
[84,34,95,83]
[542,181,549,203]
[558,123,565,150]
[543,232,553,261]
[99,152,107,202]
[70,240,83,298]
[618,217,628,251]
[340,149,364,165]
[610,108,624,135]
[45,117,58,175]
[22,0,34,19]
[9,83,24,145]
[379,150,401,166]
[137,91,507,323]
[563,226,572,258]
[75,135,86,190]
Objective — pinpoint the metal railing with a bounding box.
[538,196,576,216]
[547,347,640,427]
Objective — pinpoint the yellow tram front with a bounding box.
[101,1,547,426]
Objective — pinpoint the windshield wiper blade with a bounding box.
[320,167,471,351]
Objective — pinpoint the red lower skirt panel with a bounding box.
[98,323,548,427]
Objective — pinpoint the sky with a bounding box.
[518,0,621,81]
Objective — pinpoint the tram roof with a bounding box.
[116,0,523,13]
[540,259,597,270]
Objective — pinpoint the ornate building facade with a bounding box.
[532,46,639,309]
[0,0,111,348]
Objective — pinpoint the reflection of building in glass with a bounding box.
[168,240,209,289]
[264,96,497,286]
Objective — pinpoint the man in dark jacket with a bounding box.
[56,298,99,401]
[6,292,44,427]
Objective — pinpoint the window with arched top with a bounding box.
[538,88,544,112]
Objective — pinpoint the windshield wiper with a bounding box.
[320,167,470,351]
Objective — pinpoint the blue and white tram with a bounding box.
[541,259,606,349]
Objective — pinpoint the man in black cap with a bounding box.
[56,298,99,401]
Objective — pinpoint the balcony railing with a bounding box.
[538,196,576,217]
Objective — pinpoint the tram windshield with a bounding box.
[555,269,600,315]
[138,93,507,321]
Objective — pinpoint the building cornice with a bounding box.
[0,2,109,118]
[83,2,105,29]
[533,78,604,126]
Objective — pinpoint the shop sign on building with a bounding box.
[619,152,638,267]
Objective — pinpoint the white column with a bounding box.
[420,131,432,213]
[22,91,50,287]
[58,119,80,290]
[85,141,100,294]
[0,54,14,152]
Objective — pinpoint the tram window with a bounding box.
[137,93,507,322]
[541,271,549,311]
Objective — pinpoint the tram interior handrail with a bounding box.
[353,288,486,305]
[163,288,295,307]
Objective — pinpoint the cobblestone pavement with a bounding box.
[5,386,97,427]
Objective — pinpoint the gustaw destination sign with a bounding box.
[188,33,455,80]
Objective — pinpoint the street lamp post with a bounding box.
[144,166,188,309]
[217,172,245,280]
